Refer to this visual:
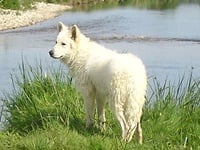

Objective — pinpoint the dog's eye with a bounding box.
[61,42,66,46]
[56,41,57,44]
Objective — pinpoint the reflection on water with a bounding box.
[0,3,200,97]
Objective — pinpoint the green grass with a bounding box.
[0,0,70,10]
[0,0,72,10]
[0,0,197,10]
[0,62,200,149]
[0,0,33,10]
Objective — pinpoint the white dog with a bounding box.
[49,22,147,143]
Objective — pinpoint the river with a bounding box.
[0,3,200,98]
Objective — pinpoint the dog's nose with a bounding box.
[49,50,54,57]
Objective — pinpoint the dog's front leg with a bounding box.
[83,92,95,128]
[96,97,106,132]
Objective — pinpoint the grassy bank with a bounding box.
[0,62,200,149]
[0,0,33,10]
[0,0,70,10]
[1,0,199,10]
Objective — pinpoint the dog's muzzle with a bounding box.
[49,50,54,57]
[49,50,62,59]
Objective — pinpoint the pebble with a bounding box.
[0,2,71,31]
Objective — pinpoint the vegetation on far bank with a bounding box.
[0,62,200,149]
[0,0,199,10]
[0,0,69,10]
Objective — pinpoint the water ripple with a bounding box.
[91,35,200,43]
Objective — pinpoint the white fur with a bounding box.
[49,22,147,143]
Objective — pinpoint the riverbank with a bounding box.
[1,62,200,149]
[0,2,71,31]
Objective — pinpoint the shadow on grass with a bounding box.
[68,116,114,138]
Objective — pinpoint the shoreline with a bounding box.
[0,2,71,31]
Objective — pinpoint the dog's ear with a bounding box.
[71,25,79,41]
[58,22,65,32]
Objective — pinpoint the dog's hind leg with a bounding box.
[114,110,129,140]
[125,121,137,142]
[124,99,142,143]
[136,122,143,144]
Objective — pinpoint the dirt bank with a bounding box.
[0,2,71,31]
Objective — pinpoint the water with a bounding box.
[0,3,200,98]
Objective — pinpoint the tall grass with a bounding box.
[144,74,200,148]
[3,62,85,134]
[0,62,200,149]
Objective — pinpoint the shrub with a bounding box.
[0,0,33,10]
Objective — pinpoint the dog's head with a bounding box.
[49,22,80,60]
